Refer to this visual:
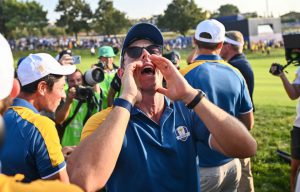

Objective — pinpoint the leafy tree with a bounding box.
[23,1,48,35]
[1,0,48,38]
[55,0,93,40]
[157,0,205,36]
[218,4,240,17]
[93,0,131,35]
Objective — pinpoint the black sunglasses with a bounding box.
[125,45,163,59]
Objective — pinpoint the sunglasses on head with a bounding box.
[125,45,163,59]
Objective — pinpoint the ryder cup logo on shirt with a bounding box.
[175,126,190,141]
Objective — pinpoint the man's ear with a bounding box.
[117,68,124,79]
[37,81,48,96]
[217,42,224,50]
[10,79,20,99]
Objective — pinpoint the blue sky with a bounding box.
[33,0,300,22]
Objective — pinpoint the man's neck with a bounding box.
[18,92,40,111]
[197,48,221,56]
[225,51,240,62]
[136,92,165,124]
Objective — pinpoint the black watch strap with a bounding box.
[186,89,206,109]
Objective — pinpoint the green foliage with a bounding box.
[55,0,93,40]
[93,0,131,36]
[157,0,205,36]
[215,4,240,17]
[46,26,66,37]
[1,0,48,38]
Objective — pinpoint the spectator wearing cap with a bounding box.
[181,19,254,191]
[220,31,255,192]
[97,46,119,109]
[67,22,256,192]
[0,53,76,183]
[221,31,255,110]
[0,34,83,192]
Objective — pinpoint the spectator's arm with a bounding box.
[279,73,300,100]
[55,87,75,125]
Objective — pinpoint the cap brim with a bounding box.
[122,23,163,53]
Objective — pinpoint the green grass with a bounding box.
[13,47,296,191]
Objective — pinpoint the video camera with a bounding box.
[283,33,300,65]
[75,67,104,100]
[269,33,300,75]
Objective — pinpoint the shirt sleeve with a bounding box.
[80,107,112,141]
[30,116,66,179]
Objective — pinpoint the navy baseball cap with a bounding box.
[121,23,164,56]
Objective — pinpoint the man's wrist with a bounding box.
[185,89,206,109]
[182,89,198,105]
[113,98,133,112]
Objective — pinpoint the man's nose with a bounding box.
[141,48,151,61]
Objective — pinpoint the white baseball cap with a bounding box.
[17,53,76,86]
[0,34,14,100]
[194,19,225,43]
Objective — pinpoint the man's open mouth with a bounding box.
[141,66,155,75]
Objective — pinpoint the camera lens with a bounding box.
[83,67,104,87]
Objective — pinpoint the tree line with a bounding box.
[0,0,242,40]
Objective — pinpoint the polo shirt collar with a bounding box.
[12,98,39,114]
[194,54,223,61]
[131,96,172,115]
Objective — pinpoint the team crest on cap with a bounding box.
[175,126,190,141]
[37,64,46,74]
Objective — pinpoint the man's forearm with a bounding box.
[193,97,257,158]
[67,105,130,191]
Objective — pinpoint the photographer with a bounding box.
[55,69,101,147]
[96,46,118,109]
[270,54,300,192]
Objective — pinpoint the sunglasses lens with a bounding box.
[125,45,162,59]
[126,47,143,58]
[146,45,162,55]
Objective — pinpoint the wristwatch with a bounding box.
[186,89,206,109]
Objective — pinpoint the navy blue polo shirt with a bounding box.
[81,98,209,192]
[228,53,255,106]
[181,54,253,167]
[0,98,66,182]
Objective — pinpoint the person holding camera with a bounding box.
[66,22,257,192]
[270,61,300,192]
[96,46,118,109]
[55,69,101,147]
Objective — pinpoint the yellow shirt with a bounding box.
[0,174,83,192]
